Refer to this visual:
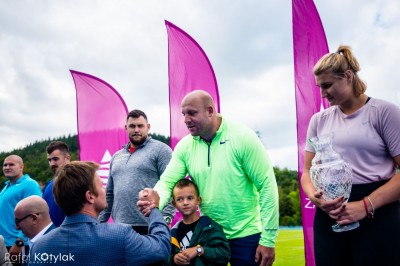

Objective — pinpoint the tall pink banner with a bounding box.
[166,21,220,225]
[71,70,128,187]
[166,20,220,150]
[292,0,329,265]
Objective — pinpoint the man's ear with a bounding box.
[207,106,214,116]
[85,190,95,204]
[31,213,39,225]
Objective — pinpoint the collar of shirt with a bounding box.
[29,222,53,247]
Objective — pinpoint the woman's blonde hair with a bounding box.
[313,45,367,96]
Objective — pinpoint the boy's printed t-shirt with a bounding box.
[177,220,199,250]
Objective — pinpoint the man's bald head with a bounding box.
[5,155,23,164]
[181,90,216,111]
[15,196,49,215]
[14,196,52,239]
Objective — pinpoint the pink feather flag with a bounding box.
[166,21,220,225]
[166,20,220,150]
[292,0,329,265]
[71,70,128,188]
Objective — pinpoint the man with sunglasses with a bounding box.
[0,155,42,265]
[14,196,55,249]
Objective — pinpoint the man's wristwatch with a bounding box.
[196,245,203,256]
[15,238,24,247]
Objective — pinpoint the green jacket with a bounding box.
[165,216,230,266]
[155,115,279,247]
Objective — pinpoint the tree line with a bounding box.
[0,134,301,226]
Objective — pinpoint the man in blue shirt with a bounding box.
[29,161,170,265]
[43,141,70,227]
[0,155,42,265]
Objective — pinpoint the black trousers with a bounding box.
[314,180,400,266]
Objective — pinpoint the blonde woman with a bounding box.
[301,45,400,265]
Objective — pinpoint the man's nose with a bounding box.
[184,115,191,124]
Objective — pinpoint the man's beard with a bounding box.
[51,166,58,174]
[130,135,147,146]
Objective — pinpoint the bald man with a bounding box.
[0,155,42,265]
[140,90,279,266]
[14,196,55,249]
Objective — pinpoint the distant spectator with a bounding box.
[0,155,41,266]
[43,141,71,227]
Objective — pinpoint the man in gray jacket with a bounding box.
[99,109,174,233]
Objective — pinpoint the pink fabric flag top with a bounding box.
[292,0,329,265]
[166,20,220,225]
[166,20,220,150]
[71,70,128,188]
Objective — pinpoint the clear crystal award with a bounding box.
[308,133,360,232]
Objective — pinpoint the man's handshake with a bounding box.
[137,188,160,217]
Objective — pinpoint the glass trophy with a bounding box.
[309,133,360,232]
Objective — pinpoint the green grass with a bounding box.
[274,229,305,266]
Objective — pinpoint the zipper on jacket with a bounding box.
[200,138,212,167]
[206,141,211,167]
[126,148,134,164]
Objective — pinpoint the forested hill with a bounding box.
[0,133,169,188]
[0,134,301,226]
[0,135,79,188]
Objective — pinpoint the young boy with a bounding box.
[165,178,230,266]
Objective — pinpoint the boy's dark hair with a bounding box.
[127,109,148,122]
[46,141,70,156]
[173,178,200,198]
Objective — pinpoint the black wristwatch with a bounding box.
[15,238,24,247]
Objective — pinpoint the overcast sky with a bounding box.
[0,0,399,170]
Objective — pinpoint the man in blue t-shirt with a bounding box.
[0,155,42,265]
[42,141,70,227]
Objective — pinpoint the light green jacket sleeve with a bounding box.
[241,132,279,247]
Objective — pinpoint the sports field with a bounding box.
[274,229,305,266]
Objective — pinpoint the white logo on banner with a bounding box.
[97,150,112,187]
[304,197,316,209]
